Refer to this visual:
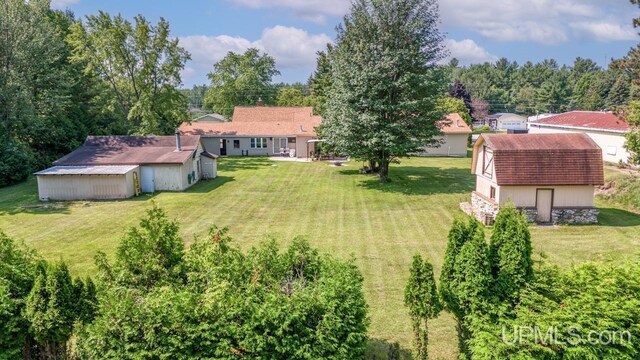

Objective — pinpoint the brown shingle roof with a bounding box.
[53,135,201,166]
[440,113,472,134]
[473,133,604,186]
[179,106,321,137]
[533,111,629,132]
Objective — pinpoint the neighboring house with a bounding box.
[180,105,322,159]
[487,113,528,131]
[527,113,556,122]
[465,133,604,225]
[418,113,472,157]
[194,113,226,122]
[528,111,630,163]
[35,134,217,201]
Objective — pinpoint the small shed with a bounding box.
[466,133,604,224]
[418,113,472,157]
[35,165,139,201]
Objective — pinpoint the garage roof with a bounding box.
[53,135,201,166]
[35,165,139,176]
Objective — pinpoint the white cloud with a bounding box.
[439,0,639,44]
[229,0,350,23]
[50,0,80,9]
[570,22,638,42]
[442,39,498,65]
[178,26,331,84]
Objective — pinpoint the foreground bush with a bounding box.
[79,204,369,359]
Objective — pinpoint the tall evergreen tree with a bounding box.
[405,254,441,360]
[607,75,631,107]
[322,0,447,182]
[488,206,534,307]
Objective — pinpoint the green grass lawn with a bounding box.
[1,157,639,359]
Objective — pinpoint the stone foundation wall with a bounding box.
[469,192,599,225]
[552,208,599,224]
[471,192,499,224]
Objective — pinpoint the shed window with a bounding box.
[250,138,267,149]
[482,146,493,179]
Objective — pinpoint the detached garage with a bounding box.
[35,165,139,201]
[36,133,218,201]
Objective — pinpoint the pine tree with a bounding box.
[607,75,631,108]
[405,255,441,360]
[488,206,534,307]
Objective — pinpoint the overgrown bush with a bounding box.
[80,204,370,359]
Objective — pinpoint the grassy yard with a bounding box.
[1,157,639,359]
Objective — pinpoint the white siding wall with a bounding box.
[37,170,137,201]
[202,136,312,158]
[419,134,469,157]
[201,157,217,179]
[499,185,595,208]
[528,125,629,163]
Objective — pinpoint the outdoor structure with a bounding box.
[463,133,604,224]
[418,113,472,157]
[180,105,322,159]
[528,111,630,163]
[193,113,226,122]
[485,113,528,131]
[35,134,217,201]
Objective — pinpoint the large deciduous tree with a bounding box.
[68,12,190,135]
[203,48,280,118]
[322,0,447,183]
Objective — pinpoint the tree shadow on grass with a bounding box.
[217,157,274,173]
[365,338,413,360]
[340,166,475,196]
[597,207,640,227]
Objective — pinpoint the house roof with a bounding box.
[440,113,472,134]
[179,106,322,137]
[532,111,629,133]
[194,113,226,122]
[53,135,201,166]
[35,165,139,176]
[488,113,527,121]
[472,133,604,186]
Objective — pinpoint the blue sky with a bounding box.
[53,0,640,88]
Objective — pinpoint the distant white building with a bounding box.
[487,113,528,131]
[528,111,630,163]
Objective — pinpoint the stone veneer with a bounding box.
[469,192,599,225]
[470,192,499,224]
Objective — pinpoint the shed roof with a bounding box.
[532,111,629,133]
[440,113,472,134]
[179,106,322,137]
[53,135,200,166]
[35,165,138,176]
[472,133,604,186]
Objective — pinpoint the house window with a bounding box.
[607,146,617,156]
[288,137,296,143]
[490,186,496,200]
[250,138,267,149]
[233,140,240,149]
